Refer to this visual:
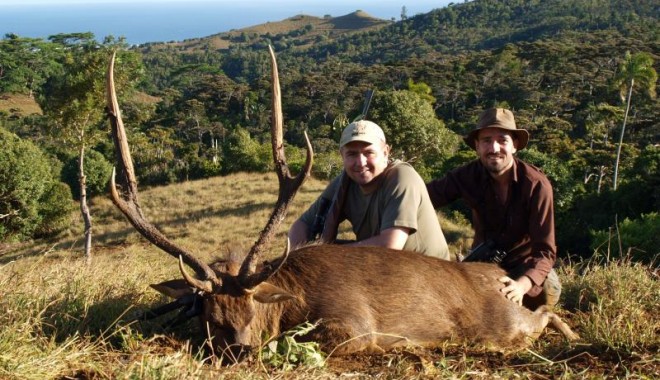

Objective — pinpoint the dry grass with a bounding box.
[0,93,42,116]
[1,172,658,379]
[30,173,327,264]
[0,92,157,120]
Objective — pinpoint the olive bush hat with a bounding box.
[339,120,386,148]
[464,108,529,150]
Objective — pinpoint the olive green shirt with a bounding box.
[300,160,450,259]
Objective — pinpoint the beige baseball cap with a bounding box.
[339,120,386,148]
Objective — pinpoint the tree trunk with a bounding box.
[613,78,634,191]
[597,165,605,194]
[79,141,93,265]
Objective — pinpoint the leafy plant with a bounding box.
[589,212,660,263]
[259,321,326,370]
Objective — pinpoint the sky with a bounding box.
[3,0,447,5]
[1,1,453,44]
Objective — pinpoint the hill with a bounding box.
[301,0,659,63]
[0,93,42,117]
[141,10,391,53]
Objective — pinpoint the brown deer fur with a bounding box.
[153,245,578,358]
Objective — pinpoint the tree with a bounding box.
[0,34,61,97]
[369,89,461,180]
[406,79,436,104]
[221,127,271,174]
[580,103,622,193]
[39,34,140,263]
[611,51,657,190]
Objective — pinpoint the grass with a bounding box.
[562,256,659,352]
[0,93,42,117]
[1,172,658,379]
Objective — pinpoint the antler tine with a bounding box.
[106,52,220,288]
[238,46,313,288]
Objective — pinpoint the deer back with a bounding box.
[262,245,575,353]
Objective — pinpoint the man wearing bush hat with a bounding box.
[426,107,561,309]
[288,119,449,260]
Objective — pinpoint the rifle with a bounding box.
[461,240,508,263]
[352,89,374,122]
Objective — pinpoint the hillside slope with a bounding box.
[142,10,391,52]
[0,93,42,117]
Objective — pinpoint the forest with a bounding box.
[0,0,658,260]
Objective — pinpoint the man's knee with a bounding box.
[522,268,562,310]
[543,268,562,307]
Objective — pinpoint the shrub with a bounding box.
[34,181,74,238]
[221,127,271,174]
[589,212,659,263]
[61,149,113,200]
[185,157,222,180]
[311,151,342,180]
[0,128,72,240]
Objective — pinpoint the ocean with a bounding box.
[1,1,448,46]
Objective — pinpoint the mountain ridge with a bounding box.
[142,10,392,52]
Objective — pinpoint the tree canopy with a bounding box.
[0,0,657,257]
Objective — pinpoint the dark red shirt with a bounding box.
[426,158,556,297]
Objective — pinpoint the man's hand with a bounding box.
[498,275,532,305]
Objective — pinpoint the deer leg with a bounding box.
[548,312,580,341]
[524,306,579,342]
[311,319,384,355]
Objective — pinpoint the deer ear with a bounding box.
[150,279,194,299]
[252,282,296,303]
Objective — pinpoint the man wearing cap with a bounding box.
[426,108,561,309]
[288,119,450,259]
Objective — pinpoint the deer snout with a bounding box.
[211,326,256,363]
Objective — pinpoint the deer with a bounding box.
[106,47,579,363]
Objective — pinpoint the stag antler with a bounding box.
[106,52,220,292]
[238,46,313,288]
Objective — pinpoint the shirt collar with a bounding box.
[511,157,520,183]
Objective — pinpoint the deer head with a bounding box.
[106,46,313,359]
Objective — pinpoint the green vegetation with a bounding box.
[0,0,658,376]
[0,128,73,240]
[590,212,660,263]
[259,322,326,370]
[12,0,652,256]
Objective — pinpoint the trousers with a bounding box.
[522,268,562,310]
